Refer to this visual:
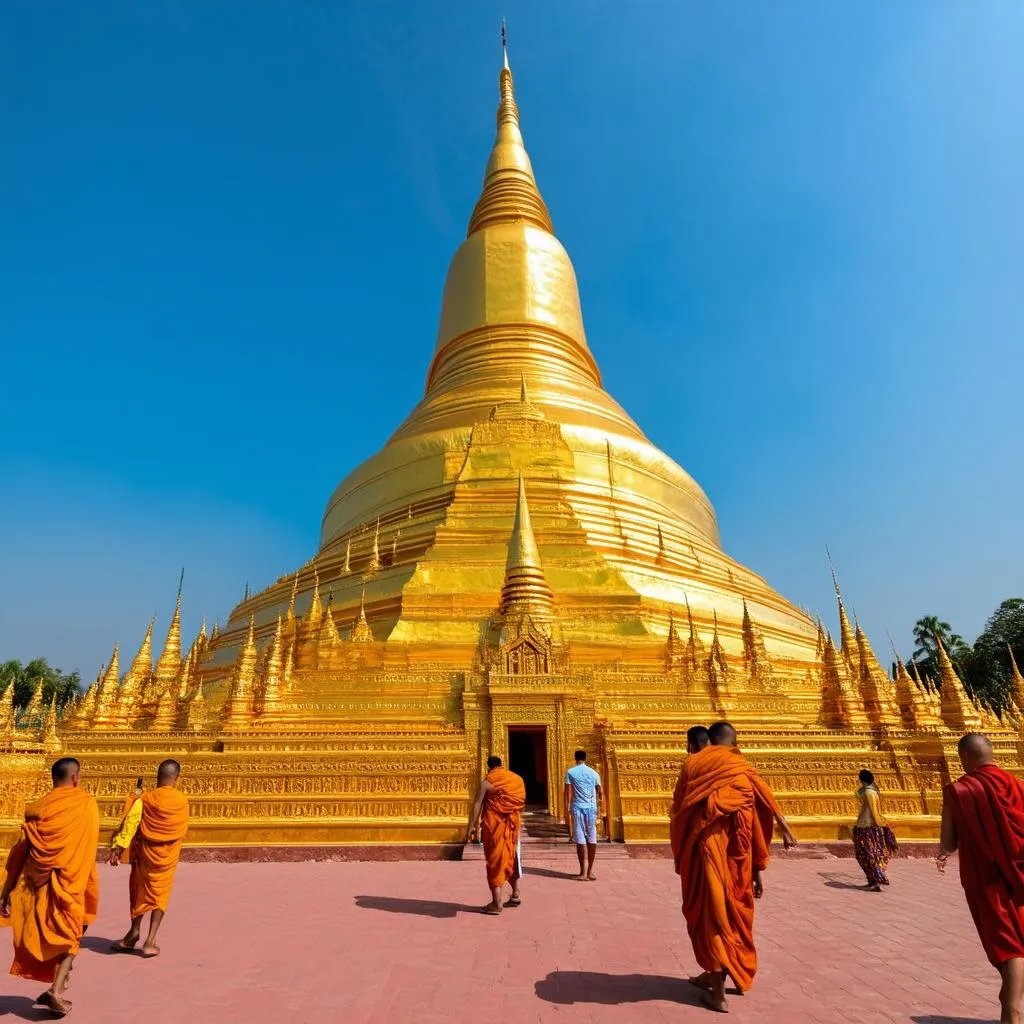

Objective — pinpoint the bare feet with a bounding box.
[141,944,161,958]
[868,883,882,893]
[688,973,714,992]
[700,988,729,1013]
[586,873,597,881]
[38,990,72,1017]
[111,939,138,953]
[481,903,502,916]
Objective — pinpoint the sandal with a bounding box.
[481,904,502,915]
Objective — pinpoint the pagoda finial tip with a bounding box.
[501,19,509,69]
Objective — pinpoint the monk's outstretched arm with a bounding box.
[465,779,491,842]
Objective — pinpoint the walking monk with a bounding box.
[0,756,100,1018]
[466,755,526,915]
[108,759,189,958]
[937,733,1024,1024]
[669,721,793,1013]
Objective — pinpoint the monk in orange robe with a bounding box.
[466,755,526,915]
[938,733,1024,1024]
[670,721,793,1013]
[0,757,100,1018]
[108,759,189,958]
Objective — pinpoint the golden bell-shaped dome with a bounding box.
[214,45,818,667]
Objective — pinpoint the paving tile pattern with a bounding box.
[0,856,998,1023]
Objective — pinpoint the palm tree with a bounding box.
[911,616,970,681]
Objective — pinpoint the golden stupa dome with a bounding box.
[216,47,818,666]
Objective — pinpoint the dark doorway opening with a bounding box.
[508,726,548,808]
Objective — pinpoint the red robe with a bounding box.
[669,745,781,992]
[945,764,1024,967]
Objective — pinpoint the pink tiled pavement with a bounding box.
[0,855,999,1023]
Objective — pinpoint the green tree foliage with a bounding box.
[911,615,971,680]
[0,658,82,713]
[965,599,1024,710]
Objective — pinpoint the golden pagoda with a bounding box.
[3,39,1020,852]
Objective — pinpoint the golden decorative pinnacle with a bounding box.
[153,577,184,690]
[262,615,285,712]
[520,371,529,404]
[224,617,258,726]
[466,35,553,236]
[1,680,16,734]
[934,632,981,731]
[500,474,554,618]
[365,519,382,576]
[350,588,374,643]
[120,619,154,708]
[343,538,351,573]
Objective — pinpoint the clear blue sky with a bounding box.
[2,2,1021,677]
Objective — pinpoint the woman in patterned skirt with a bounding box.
[853,769,898,891]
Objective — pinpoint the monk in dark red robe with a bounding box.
[670,721,795,1012]
[939,733,1024,1024]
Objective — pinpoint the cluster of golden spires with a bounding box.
[4,33,1023,851]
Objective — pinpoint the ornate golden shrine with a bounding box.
[5,47,1023,853]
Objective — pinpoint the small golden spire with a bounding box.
[656,524,666,564]
[223,616,258,726]
[93,643,121,724]
[500,474,554,618]
[520,370,529,404]
[934,632,981,732]
[151,687,176,731]
[186,682,207,732]
[304,569,323,635]
[119,618,154,708]
[365,519,382,576]
[1,679,16,733]
[318,595,342,650]
[285,570,299,625]
[343,538,351,573]
[1008,644,1024,708]
[391,528,401,563]
[153,576,184,690]
[25,681,45,722]
[41,693,60,751]
[350,588,374,643]
[262,615,285,713]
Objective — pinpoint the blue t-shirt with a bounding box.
[565,763,601,810]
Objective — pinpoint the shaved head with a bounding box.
[51,757,80,786]
[708,721,737,747]
[687,726,710,754]
[958,733,994,772]
[157,759,181,785]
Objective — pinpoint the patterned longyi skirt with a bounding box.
[852,825,898,886]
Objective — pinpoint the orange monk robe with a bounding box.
[945,763,1024,968]
[669,745,777,992]
[1,787,100,982]
[481,767,526,889]
[129,788,190,917]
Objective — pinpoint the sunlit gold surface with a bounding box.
[4,49,1023,854]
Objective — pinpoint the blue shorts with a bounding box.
[571,805,598,845]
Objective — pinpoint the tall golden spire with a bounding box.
[153,573,184,691]
[500,475,554,618]
[119,619,154,709]
[223,616,258,727]
[262,615,285,714]
[1008,644,1024,710]
[466,27,552,237]
[935,633,981,732]
[93,643,121,725]
[41,693,60,752]
[827,548,858,669]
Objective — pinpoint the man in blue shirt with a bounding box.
[564,750,603,880]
